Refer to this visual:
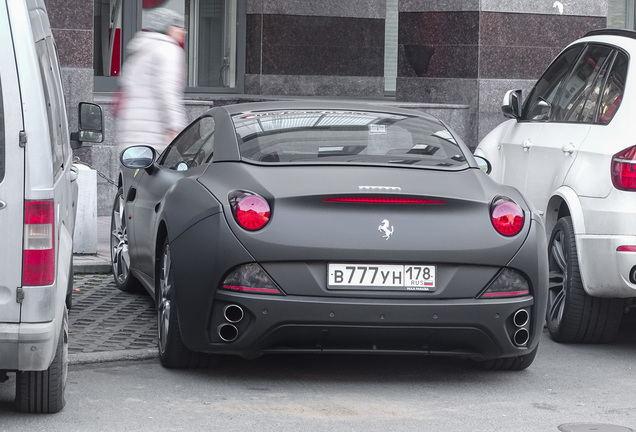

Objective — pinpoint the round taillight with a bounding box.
[233,194,270,231]
[491,197,524,236]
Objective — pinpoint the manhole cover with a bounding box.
[559,424,633,432]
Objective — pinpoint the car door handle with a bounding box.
[522,139,532,150]
[561,143,575,155]
[0,200,5,210]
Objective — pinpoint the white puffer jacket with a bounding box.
[116,31,186,155]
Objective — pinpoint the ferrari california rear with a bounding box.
[112,101,548,371]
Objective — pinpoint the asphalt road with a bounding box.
[1,325,635,432]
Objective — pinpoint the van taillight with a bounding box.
[23,200,55,286]
[611,146,636,191]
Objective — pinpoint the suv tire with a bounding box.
[547,216,623,343]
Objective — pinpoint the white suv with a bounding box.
[476,29,636,344]
[0,0,102,412]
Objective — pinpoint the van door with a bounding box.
[0,3,25,323]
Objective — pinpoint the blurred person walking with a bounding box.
[116,8,187,156]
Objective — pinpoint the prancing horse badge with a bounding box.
[378,219,394,240]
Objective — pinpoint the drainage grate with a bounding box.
[69,274,157,354]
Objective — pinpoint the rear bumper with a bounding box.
[0,321,57,371]
[577,234,636,298]
[195,293,539,361]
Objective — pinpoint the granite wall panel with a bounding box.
[260,15,385,76]
[480,0,607,17]
[251,75,384,98]
[480,12,607,47]
[248,0,386,18]
[398,12,479,79]
[246,14,262,74]
[479,13,606,79]
[45,0,93,30]
[480,46,562,80]
[399,0,479,13]
[52,29,93,69]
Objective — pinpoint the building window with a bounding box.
[93,0,244,92]
[384,0,398,96]
[608,0,636,29]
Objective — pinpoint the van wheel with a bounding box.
[15,306,68,413]
[157,238,218,369]
[547,217,623,343]
[111,187,142,292]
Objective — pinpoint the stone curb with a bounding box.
[70,348,158,366]
[73,256,111,274]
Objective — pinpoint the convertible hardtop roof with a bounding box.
[220,100,442,122]
[584,28,636,40]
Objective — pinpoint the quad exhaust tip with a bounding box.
[218,323,239,342]
[223,304,244,323]
[513,328,530,346]
[513,309,529,328]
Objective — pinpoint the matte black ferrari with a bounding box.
[111,101,548,370]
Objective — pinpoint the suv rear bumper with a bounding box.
[577,234,636,298]
[0,321,57,371]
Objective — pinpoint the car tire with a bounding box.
[111,187,142,293]
[475,346,538,371]
[157,238,219,369]
[15,306,68,413]
[547,216,623,343]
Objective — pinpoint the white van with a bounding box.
[0,0,102,413]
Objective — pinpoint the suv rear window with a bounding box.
[232,110,468,169]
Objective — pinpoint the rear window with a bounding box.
[232,110,468,169]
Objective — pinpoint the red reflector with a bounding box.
[23,200,55,286]
[323,197,445,204]
[612,146,636,191]
[481,290,530,298]
[617,246,636,252]
[222,285,281,294]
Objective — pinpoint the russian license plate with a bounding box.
[327,264,436,291]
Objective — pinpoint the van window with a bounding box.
[0,76,4,182]
[36,39,64,174]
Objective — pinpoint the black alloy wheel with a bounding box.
[157,237,218,369]
[547,216,623,343]
[110,187,142,292]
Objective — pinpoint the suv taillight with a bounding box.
[611,146,636,191]
[23,200,55,286]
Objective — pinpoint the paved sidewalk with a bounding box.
[70,216,158,364]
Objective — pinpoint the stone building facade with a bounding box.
[44,0,609,215]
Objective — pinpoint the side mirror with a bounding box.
[501,90,522,120]
[121,145,156,170]
[473,155,492,175]
[71,103,104,149]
